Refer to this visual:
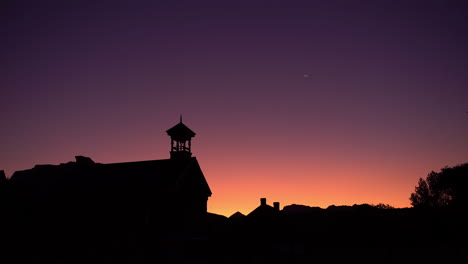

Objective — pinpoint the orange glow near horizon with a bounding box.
[204,162,417,217]
[3,124,467,219]
[3,125,466,219]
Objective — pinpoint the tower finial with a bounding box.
[180,114,182,123]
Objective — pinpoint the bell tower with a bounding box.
[166,116,196,160]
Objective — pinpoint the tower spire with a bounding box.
[166,117,196,160]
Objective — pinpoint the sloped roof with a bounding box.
[10,156,211,198]
[247,204,279,218]
[229,211,246,219]
[166,122,196,139]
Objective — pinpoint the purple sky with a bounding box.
[2,0,468,215]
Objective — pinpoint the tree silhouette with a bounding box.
[410,163,468,210]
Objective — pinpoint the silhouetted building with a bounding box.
[9,119,212,224]
[247,198,281,218]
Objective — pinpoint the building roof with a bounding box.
[166,122,196,140]
[229,211,246,219]
[247,203,278,218]
[9,156,211,199]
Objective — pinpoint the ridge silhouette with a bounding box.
[0,121,466,264]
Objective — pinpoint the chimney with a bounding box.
[260,198,266,206]
[273,202,280,211]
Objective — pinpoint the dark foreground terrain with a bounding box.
[1,166,466,263]
[1,199,466,264]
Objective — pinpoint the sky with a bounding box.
[2,0,468,217]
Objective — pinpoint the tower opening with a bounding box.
[166,117,196,160]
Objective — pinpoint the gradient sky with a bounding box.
[2,0,468,217]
